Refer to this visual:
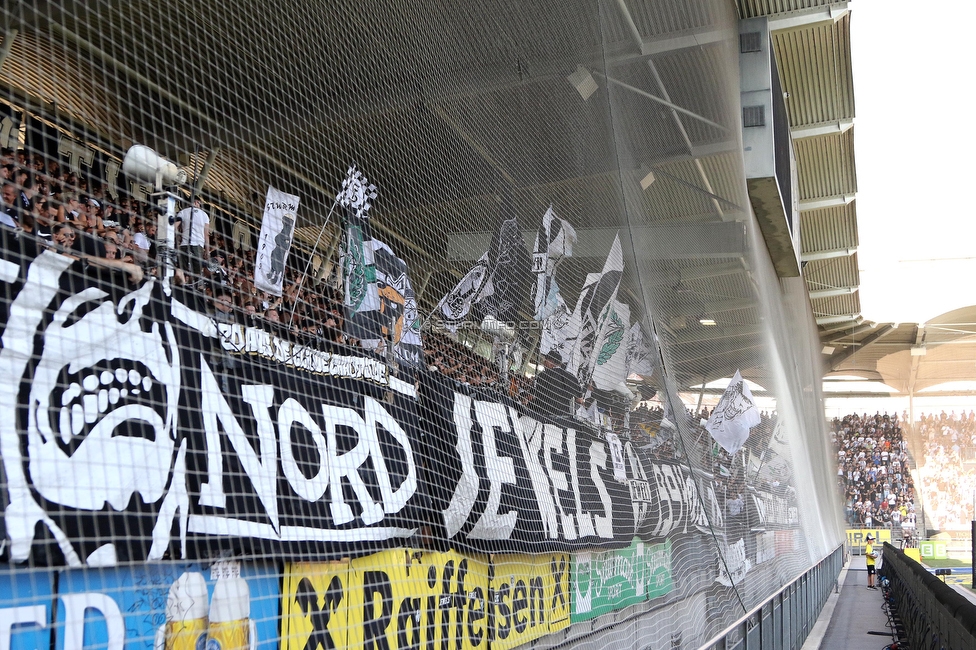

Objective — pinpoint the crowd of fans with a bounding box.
[912,411,976,530]
[2,145,799,487]
[831,412,917,531]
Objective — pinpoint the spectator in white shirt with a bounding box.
[175,197,210,282]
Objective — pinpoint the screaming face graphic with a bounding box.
[26,277,181,511]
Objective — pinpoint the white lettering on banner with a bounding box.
[0,605,47,649]
[624,442,652,530]
[544,421,575,540]
[518,414,614,543]
[60,593,125,650]
[587,441,614,539]
[217,323,395,390]
[756,531,776,564]
[278,398,329,502]
[443,394,480,537]
[716,538,752,587]
[0,116,19,149]
[517,419,560,539]
[757,491,798,527]
[469,401,518,539]
[648,464,717,538]
[104,159,120,200]
[195,356,416,531]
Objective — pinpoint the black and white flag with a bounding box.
[473,217,532,324]
[625,323,657,378]
[368,238,424,367]
[566,234,624,384]
[434,217,530,332]
[433,253,490,333]
[531,206,577,355]
[253,186,300,296]
[705,370,761,455]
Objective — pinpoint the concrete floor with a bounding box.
[811,556,900,650]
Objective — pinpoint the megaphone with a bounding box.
[122,144,187,189]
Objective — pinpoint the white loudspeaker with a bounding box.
[481,315,516,342]
[121,145,187,188]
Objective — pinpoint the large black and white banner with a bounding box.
[419,373,725,553]
[253,186,300,296]
[0,250,424,567]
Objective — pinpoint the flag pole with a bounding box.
[289,198,338,327]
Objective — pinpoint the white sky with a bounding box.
[852,1,976,325]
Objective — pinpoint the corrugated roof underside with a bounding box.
[800,202,858,252]
[772,14,854,126]
[737,0,839,19]
[795,129,856,200]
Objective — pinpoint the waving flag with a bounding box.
[473,217,532,324]
[434,253,490,332]
[434,216,531,332]
[338,166,381,341]
[253,186,299,296]
[566,234,624,384]
[705,370,761,455]
[626,323,657,377]
[369,238,424,367]
[531,205,576,319]
[590,299,631,392]
[531,206,577,355]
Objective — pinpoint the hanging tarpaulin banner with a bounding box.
[253,186,300,296]
[0,249,425,566]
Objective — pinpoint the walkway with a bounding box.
[803,555,897,650]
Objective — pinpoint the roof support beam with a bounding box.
[907,326,926,395]
[801,246,857,262]
[791,119,854,139]
[809,286,858,300]
[799,193,856,211]
[670,298,756,318]
[823,321,876,342]
[767,2,851,32]
[607,26,734,64]
[674,323,762,345]
[816,313,860,326]
[610,0,729,221]
[825,324,895,371]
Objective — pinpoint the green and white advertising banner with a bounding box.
[571,538,673,621]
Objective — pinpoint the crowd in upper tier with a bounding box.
[831,412,917,530]
[913,410,976,531]
[3,145,804,491]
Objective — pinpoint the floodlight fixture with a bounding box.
[567,65,599,101]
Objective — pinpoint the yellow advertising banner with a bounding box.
[488,552,571,650]
[282,561,352,650]
[846,529,891,552]
[345,548,491,650]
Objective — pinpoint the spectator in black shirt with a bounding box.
[533,351,583,419]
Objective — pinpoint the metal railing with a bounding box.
[699,544,845,650]
[880,542,976,650]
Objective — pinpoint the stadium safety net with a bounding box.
[0,2,843,649]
